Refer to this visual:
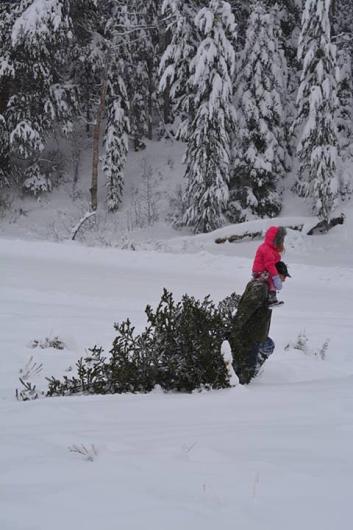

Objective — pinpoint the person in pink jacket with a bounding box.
[252,226,287,306]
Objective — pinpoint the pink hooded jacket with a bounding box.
[252,226,286,279]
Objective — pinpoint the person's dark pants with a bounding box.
[236,337,275,384]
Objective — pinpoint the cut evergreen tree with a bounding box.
[40,289,240,398]
[182,0,237,233]
[230,2,287,221]
[294,0,340,222]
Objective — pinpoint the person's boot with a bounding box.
[267,291,283,308]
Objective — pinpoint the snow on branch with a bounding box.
[71,211,96,241]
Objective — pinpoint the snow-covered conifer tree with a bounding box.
[336,46,353,198]
[0,0,78,192]
[69,0,103,135]
[331,0,353,199]
[124,0,162,144]
[101,5,130,212]
[230,2,287,221]
[159,0,200,141]
[182,0,237,233]
[140,0,162,140]
[125,55,149,151]
[103,55,130,211]
[0,3,12,188]
[120,1,151,151]
[294,0,339,222]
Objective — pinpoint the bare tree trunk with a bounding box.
[72,140,81,200]
[90,79,107,211]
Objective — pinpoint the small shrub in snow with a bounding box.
[23,163,52,197]
[285,331,329,359]
[45,289,239,397]
[31,336,65,350]
[314,339,330,360]
[285,330,309,353]
[23,172,52,196]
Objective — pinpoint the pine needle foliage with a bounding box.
[45,289,240,397]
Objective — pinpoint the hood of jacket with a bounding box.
[264,226,286,249]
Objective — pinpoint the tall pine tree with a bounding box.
[98,2,130,211]
[0,0,103,194]
[3,0,77,192]
[103,54,130,211]
[331,0,353,198]
[294,0,339,222]
[182,0,236,233]
[159,0,201,141]
[230,2,287,221]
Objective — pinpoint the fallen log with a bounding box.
[306,214,345,235]
[215,224,304,244]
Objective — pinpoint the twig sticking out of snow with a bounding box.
[68,444,98,462]
[19,355,43,380]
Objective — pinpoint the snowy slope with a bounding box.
[1,212,353,530]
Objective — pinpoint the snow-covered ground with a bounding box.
[1,209,353,530]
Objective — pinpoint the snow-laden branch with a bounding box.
[71,211,96,240]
